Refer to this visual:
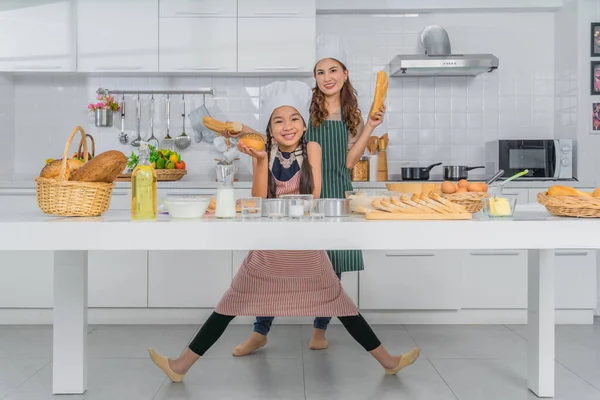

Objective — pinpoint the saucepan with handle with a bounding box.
[443,165,485,181]
[401,162,442,181]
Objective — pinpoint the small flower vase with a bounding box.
[94,108,114,127]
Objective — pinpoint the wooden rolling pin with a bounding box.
[377,133,389,181]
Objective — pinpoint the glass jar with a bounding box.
[351,156,369,181]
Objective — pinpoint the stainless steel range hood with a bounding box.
[388,26,499,77]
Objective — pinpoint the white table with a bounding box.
[1,204,599,398]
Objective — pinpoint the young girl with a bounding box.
[148,80,419,383]
[232,34,385,355]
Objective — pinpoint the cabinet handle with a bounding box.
[254,67,301,71]
[13,65,61,70]
[175,11,222,15]
[94,67,143,71]
[555,251,588,256]
[470,252,520,256]
[253,12,300,16]
[385,252,435,257]
[177,67,222,71]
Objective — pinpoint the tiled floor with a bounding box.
[1,320,599,399]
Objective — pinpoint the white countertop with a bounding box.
[1,204,599,251]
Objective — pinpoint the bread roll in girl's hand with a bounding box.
[369,70,388,119]
[547,185,592,197]
[238,133,266,152]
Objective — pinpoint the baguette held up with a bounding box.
[202,116,243,135]
[369,70,388,119]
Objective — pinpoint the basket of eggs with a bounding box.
[537,185,600,218]
[440,180,490,213]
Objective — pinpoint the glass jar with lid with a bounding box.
[351,156,369,182]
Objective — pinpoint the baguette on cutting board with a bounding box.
[369,70,388,119]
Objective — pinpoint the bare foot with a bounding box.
[232,332,267,357]
[308,328,329,350]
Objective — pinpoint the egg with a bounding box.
[467,182,487,192]
[441,181,457,194]
[457,179,469,188]
[456,187,468,193]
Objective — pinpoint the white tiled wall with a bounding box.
[7,11,555,179]
[0,75,14,180]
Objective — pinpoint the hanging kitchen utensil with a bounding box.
[401,162,442,181]
[130,93,142,148]
[118,94,128,145]
[377,133,389,181]
[485,169,505,186]
[174,94,191,150]
[162,94,174,150]
[443,165,485,181]
[147,94,159,149]
[188,94,213,143]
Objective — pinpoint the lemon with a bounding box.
[169,154,179,164]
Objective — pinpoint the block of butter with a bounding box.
[489,197,512,216]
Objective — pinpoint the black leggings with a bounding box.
[188,312,382,356]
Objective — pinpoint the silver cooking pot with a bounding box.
[443,165,485,181]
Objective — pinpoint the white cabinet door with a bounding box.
[159,17,237,73]
[88,251,148,308]
[359,251,461,310]
[0,0,76,71]
[148,251,232,307]
[238,0,316,17]
[462,250,527,309]
[555,250,597,309]
[237,18,315,73]
[0,251,53,307]
[159,0,237,17]
[0,191,39,214]
[77,0,158,72]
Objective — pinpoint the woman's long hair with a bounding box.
[310,59,362,137]
[265,123,314,199]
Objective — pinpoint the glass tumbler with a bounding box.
[241,197,262,219]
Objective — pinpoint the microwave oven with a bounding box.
[485,140,575,180]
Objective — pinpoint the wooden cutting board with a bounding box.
[365,211,472,220]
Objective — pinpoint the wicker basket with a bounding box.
[115,169,187,182]
[35,126,114,217]
[440,192,490,213]
[537,192,600,218]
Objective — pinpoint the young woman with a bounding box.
[148,81,419,383]
[231,35,386,356]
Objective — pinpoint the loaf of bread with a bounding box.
[238,133,266,152]
[202,116,243,134]
[547,185,591,197]
[40,158,84,180]
[69,150,127,183]
[369,70,388,119]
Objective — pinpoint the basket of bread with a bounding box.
[36,126,127,217]
[537,185,600,218]
[439,180,490,213]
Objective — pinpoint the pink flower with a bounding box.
[96,102,105,109]
[96,95,103,100]
[88,104,94,110]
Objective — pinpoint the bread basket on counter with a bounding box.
[440,192,489,213]
[35,126,115,217]
[537,192,600,218]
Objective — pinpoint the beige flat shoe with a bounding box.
[231,337,267,357]
[308,337,329,350]
[385,347,421,375]
[148,348,185,383]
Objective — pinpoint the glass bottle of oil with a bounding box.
[131,142,157,220]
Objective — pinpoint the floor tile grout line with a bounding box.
[151,377,168,400]
[0,359,52,400]
[426,358,460,400]
[556,359,600,393]
[300,325,307,400]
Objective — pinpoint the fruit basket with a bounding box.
[35,126,114,217]
[118,148,187,182]
[537,192,600,218]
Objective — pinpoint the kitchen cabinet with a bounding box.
[88,251,148,308]
[0,251,53,307]
[237,18,315,73]
[0,0,76,71]
[148,251,232,307]
[555,250,597,309]
[77,0,158,72]
[159,17,237,73]
[159,0,237,18]
[359,250,461,310]
[462,250,527,309]
[495,188,529,206]
[0,191,39,213]
[238,0,316,18]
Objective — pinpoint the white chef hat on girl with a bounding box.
[315,33,348,67]
[260,80,312,133]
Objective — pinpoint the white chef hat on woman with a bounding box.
[260,80,312,133]
[315,33,348,67]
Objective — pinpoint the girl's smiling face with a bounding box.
[269,106,306,152]
[314,58,348,96]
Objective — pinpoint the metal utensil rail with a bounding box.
[97,88,214,96]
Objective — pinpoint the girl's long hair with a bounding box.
[310,59,362,137]
[265,123,314,199]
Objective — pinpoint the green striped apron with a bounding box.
[306,117,364,273]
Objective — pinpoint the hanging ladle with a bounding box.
[174,94,191,150]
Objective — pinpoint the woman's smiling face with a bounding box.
[269,106,306,151]
[314,58,348,96]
